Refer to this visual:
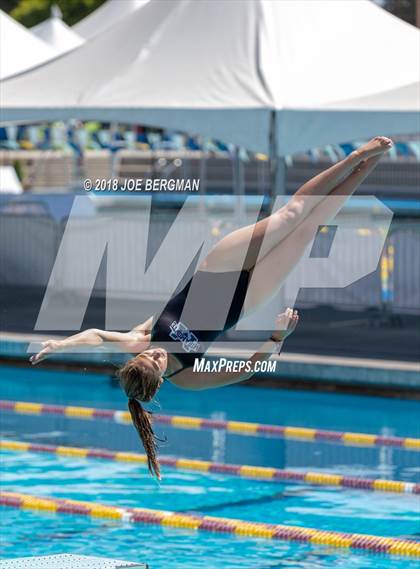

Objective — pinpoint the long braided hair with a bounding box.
[118,357,163,479]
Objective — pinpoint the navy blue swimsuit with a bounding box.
[151,269,251,376]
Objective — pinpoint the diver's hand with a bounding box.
[30,340,63,365]
[271,308,299,342]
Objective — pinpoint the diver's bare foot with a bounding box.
[353,136,393,162]
[272,308,299,342]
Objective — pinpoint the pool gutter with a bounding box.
[0,331,419,398]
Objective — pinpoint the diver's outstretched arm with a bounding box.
[30,328,148,365]
[168,309,298,390]
[130,316,154,334]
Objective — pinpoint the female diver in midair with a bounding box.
[31,136,393,478]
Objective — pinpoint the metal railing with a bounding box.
[0,211,419,314]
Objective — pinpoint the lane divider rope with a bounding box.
[1,439,419,495]
[1,399,419,450]
[1,491,419,557]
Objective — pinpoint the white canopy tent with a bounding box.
[0,166,23,194]
[31,5,84,56]
[323,80,420,111]
[0,10,57,80]
[73,0,149,40]
[1,0,419,160]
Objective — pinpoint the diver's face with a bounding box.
[137,347,167,377]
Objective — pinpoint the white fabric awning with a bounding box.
[31,7,84,55]
[73,0,149,40]
[0,10,57,80]
[1,0,419,155]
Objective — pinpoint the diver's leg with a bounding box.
[242,153,383,315]
[291,136,391,202]
[200,137,392,272]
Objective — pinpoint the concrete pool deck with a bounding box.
[1,331,418,397]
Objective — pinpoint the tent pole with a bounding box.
[268,111,287,313]
[269,110,286,212]
[110,121,121,179]
[198,150,207,220]
[233,146,246,224]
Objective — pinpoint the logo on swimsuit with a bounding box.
[169,321,201,353]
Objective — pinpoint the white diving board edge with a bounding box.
[0,554,148,569]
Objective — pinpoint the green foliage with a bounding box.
[374,0,416,26]
[0,1,20,13]
[8,0,106,28]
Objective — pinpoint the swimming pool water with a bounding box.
[1,365,419,567]
[1,450,419,534]
[4,507,419,569]
[1,451,419,568]
[1,365,420,438]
